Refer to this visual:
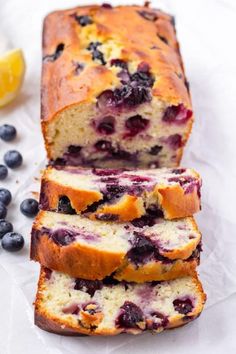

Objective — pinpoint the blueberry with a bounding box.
[173,298,193,315]
[51,228,76,246]
[125,115,149,137]
[0,188,12,206]
[74,279,103,296]
[149,145,162,155]
[1,232,24,252]
[0,165,8,180]
[20,198,39,217]
[0,219,13,238]
[4,150,23,168]
[92,50,106,65]
[58,196,76,214]
[43,43,64,62]
[116,301,144,329]
[97,116,115,135]
[0,203,7,219]
[94,140,112,152]
[162,104,192,124]
[74,15,93,27]
[0,124,17,141]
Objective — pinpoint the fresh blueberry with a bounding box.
[1,232,24,252]
[0,219,13,239]
[0,124,17,141]
[20,198,39,217]
[4,150,23,168]
[0,165,8,180]
[0,203,7,219]
[0,188,12,206]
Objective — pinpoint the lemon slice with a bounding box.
[0,48,25,107]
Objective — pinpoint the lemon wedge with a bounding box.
[0,48,25,107]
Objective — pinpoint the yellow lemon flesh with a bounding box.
[0,48,25,108]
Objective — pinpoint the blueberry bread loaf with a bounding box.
[40,166,201,221]
[35,267,206,336]
[31,211,201,282]
[41,4,193,168]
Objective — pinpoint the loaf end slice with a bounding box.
[35,268,206,336]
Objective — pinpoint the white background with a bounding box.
[0,0,236,353]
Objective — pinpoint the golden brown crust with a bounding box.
[41,5,191,121]
[34,268,206,336]
[40,166,201,221]
[115,257,199,283]
[30,212,201,281]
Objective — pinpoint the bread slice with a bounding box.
[31,210,201,282]
[40,166,201,221]
[35,267,206,336]
[41,4,193,168]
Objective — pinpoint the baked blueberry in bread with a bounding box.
[35,267,206,336]
[41,4,193,168]
[31,211,201,282]
[39,166,201,221]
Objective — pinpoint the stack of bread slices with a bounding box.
[31,4,206,336]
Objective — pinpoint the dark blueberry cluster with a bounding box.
[97,62,154,111]
[43,43,65,62]
[116,301,144,329]
[87,42,106,65]
[127,233,155,264]
[0,192,24,253]
[74,278,103,296]
[0,124,21,177]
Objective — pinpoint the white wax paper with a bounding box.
[0,0,236,353]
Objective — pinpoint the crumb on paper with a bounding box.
[31,191,39,200]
